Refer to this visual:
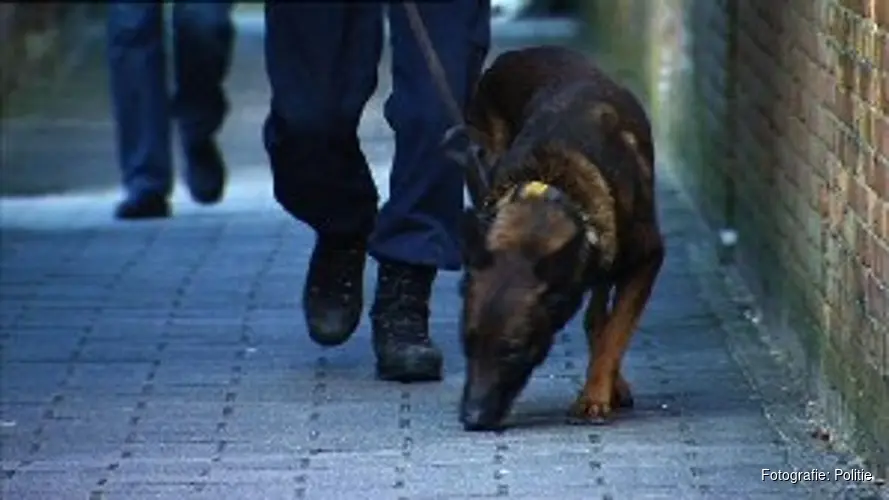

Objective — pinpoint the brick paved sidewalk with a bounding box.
[1,17,885,500]
[4,155,886,500]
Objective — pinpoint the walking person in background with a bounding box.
[264,2,491,382]
[107,2,234,219]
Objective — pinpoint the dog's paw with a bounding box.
[568,393,613,425]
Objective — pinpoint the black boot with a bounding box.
[370,259,443,382]
[184,139,226,205]
[303,233,367,346]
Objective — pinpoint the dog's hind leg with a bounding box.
[572,248,664,422]
[581,283,633,412]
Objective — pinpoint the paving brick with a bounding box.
[111,459,212,484]
[100,483,216,500]
[605,486,693,500]
[2,468,106,500]
[400,465,495,497]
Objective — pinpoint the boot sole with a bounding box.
[306,314,361,347]
[376,353,443,383]
[114,200,171,220]
[308,329,357,347]
[304,297,364,348]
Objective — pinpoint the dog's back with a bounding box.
[467,46,653,167]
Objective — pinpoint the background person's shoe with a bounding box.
[114,194,170,220]
[184,140,226,205]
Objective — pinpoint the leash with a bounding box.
[401,1,491,207]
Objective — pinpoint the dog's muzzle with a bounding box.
[459,367,523,432]
[460,390,506,432]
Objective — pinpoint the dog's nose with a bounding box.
[461,407,485,431]
[460,403,499,432]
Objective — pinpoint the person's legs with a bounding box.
[263,2,383,346]
[171,1,235,205]
[369,0,491,382]
[107,2,172,219]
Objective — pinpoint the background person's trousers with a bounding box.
[263,1,491,270]
[107,2,234,199]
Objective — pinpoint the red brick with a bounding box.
[876,240,889,288]
[883,32,889,70]
[878,116,889,159]
[870,195,884,233]
[840,52,857,93]
[820,182,832,218]
[877,0,889,29]
[871,155,889,198]
[833,91,855,126]
[840,131,864,174]
[851,178,868,219]
[857,221,873,267]
[881,201,889,240]
[882,74,889,114]
[866,271,881,318]
[858,62,876,104]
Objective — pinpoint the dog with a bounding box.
[454,46,664,431]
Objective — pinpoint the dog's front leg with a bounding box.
[572,250,663,422]
[581,284,633,410]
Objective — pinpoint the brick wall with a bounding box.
[585,0,888,478]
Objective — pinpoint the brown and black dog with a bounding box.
[455,46,664,431]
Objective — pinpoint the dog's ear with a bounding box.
[461,208,493,269]
[534,232,585,285]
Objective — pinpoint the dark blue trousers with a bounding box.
[263,1,490,270]
[107,2,234,199]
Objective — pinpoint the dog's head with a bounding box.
[458,182,597,431]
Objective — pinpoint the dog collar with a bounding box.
[488,180,598,247]
[517,180,550,198]
[491,180,555,209]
